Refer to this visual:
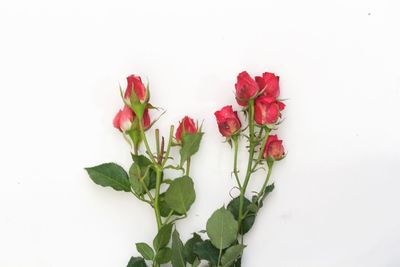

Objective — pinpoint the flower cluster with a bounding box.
[215,71,285,160]
[86,75,203,267]
[193,70,287,266]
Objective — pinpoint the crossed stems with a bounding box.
[234,100,274,245]
[130,123,190,267]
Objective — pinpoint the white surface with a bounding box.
[1,0,400,266]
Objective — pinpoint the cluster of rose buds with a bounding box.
[215,71,285,160]
[87,74,204,267]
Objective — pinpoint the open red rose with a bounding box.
[113,105,134,132]
[124,75,147,102]
[235,71,259,106]
[113,106,151,132]
[254,96,285,125]
[263,135,285,160]
[214,105,241,137]
[175,116,197,142]
[255,72,280,98]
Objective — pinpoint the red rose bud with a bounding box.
[113,106,151,132]
[255,72,280,98]
[263,135,285,160]
[113,105,134,132]
[214,105,241,137]
[142,109,151,130]
[254,96,285,125]
[124,75,147,102]
[175,116,197,142]
[235,71,259,106]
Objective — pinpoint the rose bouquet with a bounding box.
[85,75,204,267]
[85,70,286,267]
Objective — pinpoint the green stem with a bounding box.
[237,100,256,243]
[161,125,174,167]
[251,127,271,172]
[154,167,163,230]
[186,157,191,176]
[139,122,157,164]
[232,135,241,189]
[258,162,274,203]
[217,248,223,267]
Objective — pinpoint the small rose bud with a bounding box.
[254,96,285,125]
[255,72,280,98]
[235,71,259,106]
[263,135,285,160]
[113,105,134,132]
[124,75,147,102]
[214,105,241,137]
[142,109,151,130]
[175,116,197,142]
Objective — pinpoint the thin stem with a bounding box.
[232,135,241,189]
[237,99,255,243]
[217,248,223,266]
[155,129,160,157]
[139,122,157,164]
[251,127,271,172]
[257,162,273,203]
[186,157,191,176]
[153,167,163,230]
[161,125,174,167]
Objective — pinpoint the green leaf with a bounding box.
[192,239,219,265]
[85,163,130,192]
[180,132,203,165]
[155,247,172,264]
[153,223,173,251]
[171,229,186,267]
[221,245,245,267]
[206,207,238,249]
[129,155,159,195]
[227,197,256,234]
[164,176,196,214]
[135,242,154,260]
[126,256,147,267]
[184,233,203,264]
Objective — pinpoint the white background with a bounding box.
[1,0,399,266]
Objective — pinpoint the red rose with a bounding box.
[176,116,197,142]
[235,71,259,106]
[113,105,134,132]
[142,109,151,130]
[254,96,285,125]
[113,106,151,132]
[124,75,147,102]
[255,72,280,98]
[214,105,241,137]
[263,135,285,160]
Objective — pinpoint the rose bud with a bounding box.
[113,105,134,132]
[255,72,280,98]
[235,71,259,106]
[254,96,285,125]
[214,105,241,137]
[124,74,147,102]
[142,109,151,130]
[263,135,285,160]
[175,116,197,142]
